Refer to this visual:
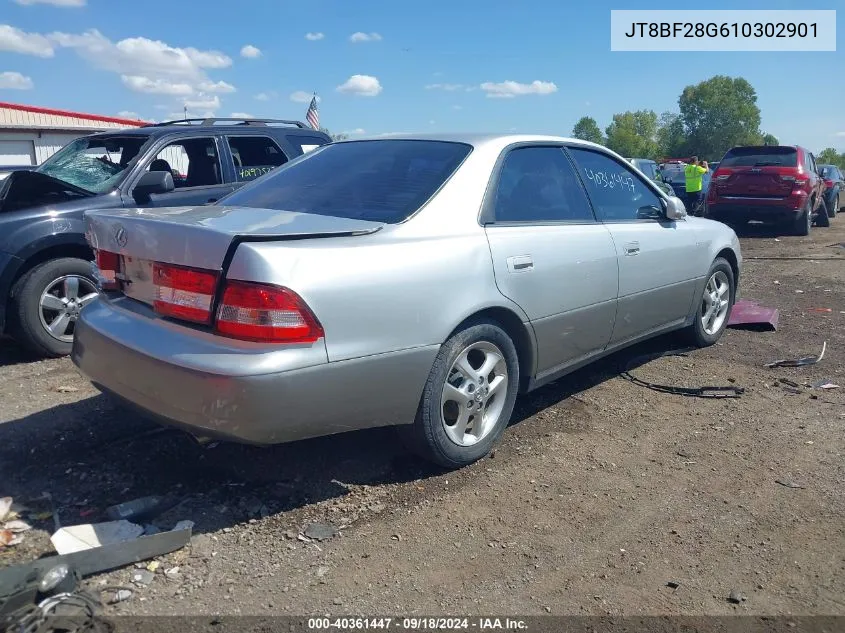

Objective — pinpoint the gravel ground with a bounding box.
[0,220,843,618]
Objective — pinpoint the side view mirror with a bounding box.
[133,170,174,203]
[663,195,687,221]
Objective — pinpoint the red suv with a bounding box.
[706,145,827,236]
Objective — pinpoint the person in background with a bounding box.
[684,156,709,214]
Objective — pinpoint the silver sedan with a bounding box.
[73,134,742,469]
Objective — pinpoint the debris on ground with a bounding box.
[775,479,805,489]
[809,308,833,313]
[55,385,80,393]
[51,520,145,555]
[727,300,779,331]
[109,589,133,604]
[728,589,746,604]
[131,569,155,586]
[766,342,827,368]
[810,379,840,390]
[0,497,30,548]
[666,581,681,589]
[303,522,338,541]
[105,495,173,523]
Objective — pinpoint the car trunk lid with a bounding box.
[85,204,384,307]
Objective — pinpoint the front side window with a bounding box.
[145,137,222,188]
[492,147,594,223]
[568,147,664,222]
[218,140,471,223]
[37,135,149,193]
[228,136,288,182]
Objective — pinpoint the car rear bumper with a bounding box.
[705,193,809,222]
[72,297,438,445]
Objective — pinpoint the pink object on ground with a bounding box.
[728,299,779,331]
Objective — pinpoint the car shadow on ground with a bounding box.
[730,220,828,239]
[0,333,689,541]
[0,337,43,368]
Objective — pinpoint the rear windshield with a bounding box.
[820,165,838,178]
[720,146,798,168]
[218,140,472,223]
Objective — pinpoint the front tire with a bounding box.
[10,257,99,358]
[685,257,735,348]
[399,320,520,469]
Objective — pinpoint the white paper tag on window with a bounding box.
[300,145,319,154]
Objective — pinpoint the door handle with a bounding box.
[623,242,640,256]
[506,255,534,272]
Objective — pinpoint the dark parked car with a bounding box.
[819,164,845,217]
[626,158,673,196]
[706,145,827,235]
[0,117,331,357]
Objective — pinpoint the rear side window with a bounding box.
[720,146,798,168]
[291,135,330,155]
[493,147,594,223]
[227,136,288,182]
[218,140,472,223]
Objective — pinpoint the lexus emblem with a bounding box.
[114,225,127,248]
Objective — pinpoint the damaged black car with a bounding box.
[0,118,331,357]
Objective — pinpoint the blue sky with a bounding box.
[1,0,843,152]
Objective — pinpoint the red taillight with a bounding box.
[152,262,218,324]
[215,280,324,343]
[824,179,834,188]
[94,250,120,290]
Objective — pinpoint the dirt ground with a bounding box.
[0,219,843,618]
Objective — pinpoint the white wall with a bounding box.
[0,130,89,166]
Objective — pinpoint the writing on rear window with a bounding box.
[583,168,636,193]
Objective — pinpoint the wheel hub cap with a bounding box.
[39,275,99,343]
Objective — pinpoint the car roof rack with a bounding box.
[144,118,311,129]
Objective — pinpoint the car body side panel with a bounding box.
[605,221,708,344]
[483,223,619,375]
[225,227,531,363]
[74,300,436,443]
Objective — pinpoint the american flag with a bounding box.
[305,94,319,130]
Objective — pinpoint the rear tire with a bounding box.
[684,257,735,348]
[793,202,812,236]
[398,320,520,469]
[10,257,98,358]
[815,199,830,227]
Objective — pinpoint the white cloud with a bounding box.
[184,95,221,110]
[0,25,55,57]
[48,29,233,97]
[425,83,465,91]
[230,112,253,118]
[290,90,316,103]
[169,110,215,120]
[198,79,235,93]
[240,44,261,59]
[344,128,366,135]
[305,32,324,41]
[117,110,139,119]
[0,71,34,89]
[480,80,558,99]
[121,75,194,96]
[836,132,845,137]
[349,32,382,43]
[14,0,85,6]
[255,92,270,101]
[336,74,382,97]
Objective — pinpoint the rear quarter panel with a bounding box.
[226,225,529,363]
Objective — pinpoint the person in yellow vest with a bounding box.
[684,156,709,215]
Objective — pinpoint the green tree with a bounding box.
[678,75,762,160]
[604,110,659,159]
[656,111,687,158]
[320,127,348,141]
[571,116,604,145]
[817,147,845,169]
[761,133,779,146]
